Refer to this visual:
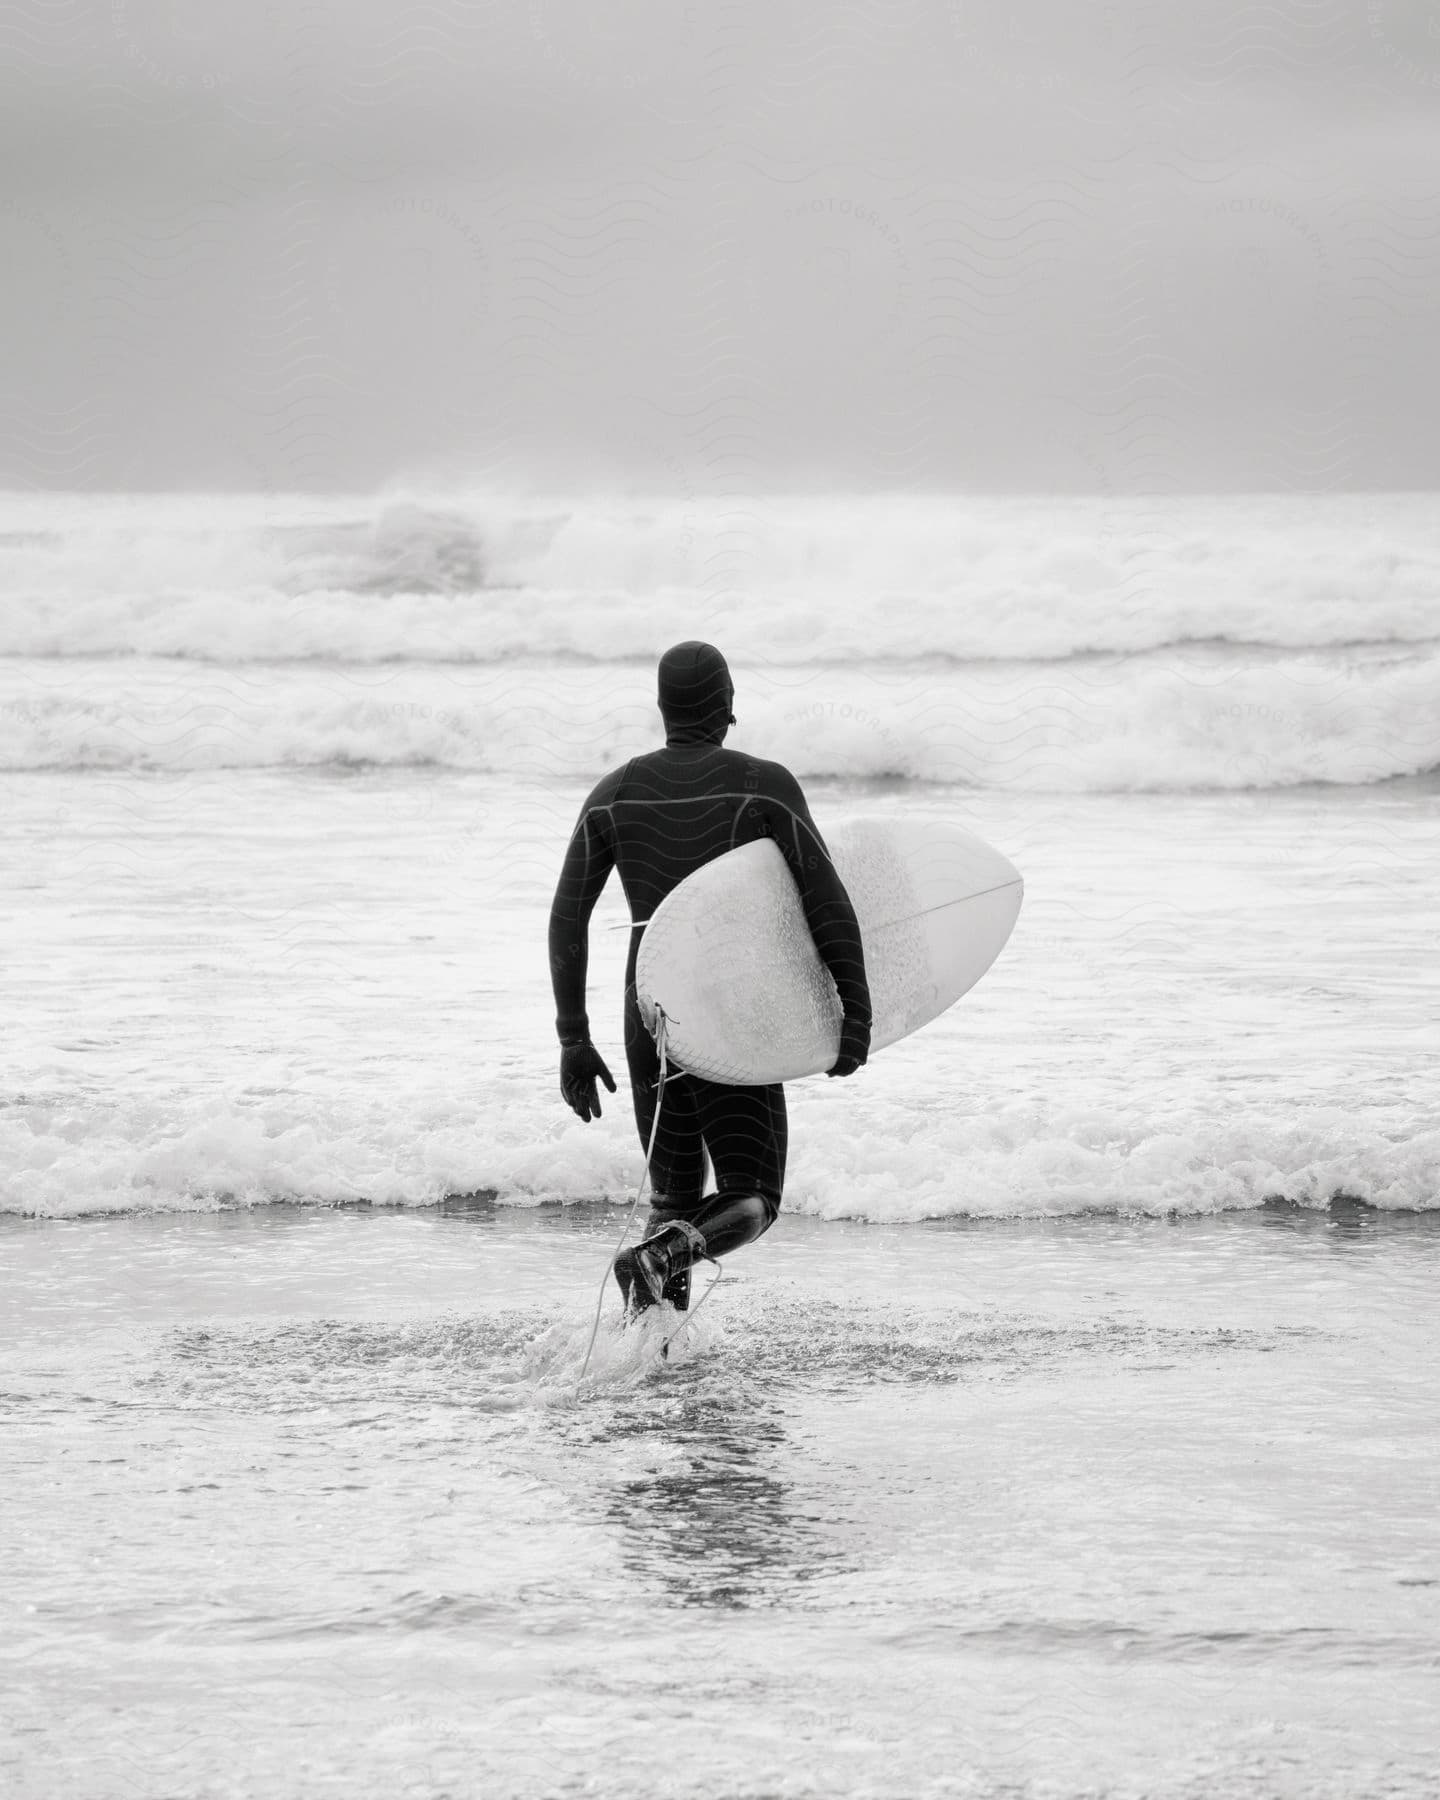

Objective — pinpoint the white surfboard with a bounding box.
[634,818,1023,1084]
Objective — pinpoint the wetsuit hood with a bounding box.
[657,640,735,745]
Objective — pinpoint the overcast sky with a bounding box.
[4,0,1439,492]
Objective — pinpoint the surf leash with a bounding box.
[577,1005,672,1391]
[658,1253,724,1360]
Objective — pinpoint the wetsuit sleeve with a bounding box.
[750,766,871,1026]
[548,779,617,1044]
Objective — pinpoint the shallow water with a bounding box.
[4,769,1437,1220]
[4,1204,1438,1799]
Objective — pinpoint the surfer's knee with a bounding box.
[691,1189,778,1259]
[744,1190,780,1234]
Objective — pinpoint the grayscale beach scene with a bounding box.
[4,6,1438,1797]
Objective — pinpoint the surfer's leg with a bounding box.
[646,1077,786,1260]
[624,986,704,1207]
[613,1026,787,1316]
[617,988,705,1313]
[683,1189,778,1256]
[612,1188,780,1318]
[613,1080,786,1314]
[696,1077,787,1220]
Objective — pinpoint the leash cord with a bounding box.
[577,1009,671,1390]
[659,1253,724,1359]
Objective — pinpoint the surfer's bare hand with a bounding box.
[827,1015,870,1079]
[560,1041,617,1121]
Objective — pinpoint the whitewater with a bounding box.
[3,491,1440,792]
[2,489,1437,1222]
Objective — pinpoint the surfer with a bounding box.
[549,641,871,1317]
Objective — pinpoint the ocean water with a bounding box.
[2,489,1437,1222]
[2,490,1438,1797]
[5,1205,1439,1799]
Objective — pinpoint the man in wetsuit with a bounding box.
[549,641,871,1317]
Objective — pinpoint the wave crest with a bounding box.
[3,654,1435,791]
[4,491,1439,665]
[4,1089,1434,1220]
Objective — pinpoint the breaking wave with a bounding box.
[2,650,1436,790]
[3,490,1439,666]
[3,1084,1435,1220]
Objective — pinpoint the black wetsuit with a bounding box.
[548,732,870,1223]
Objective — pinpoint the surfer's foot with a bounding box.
[613,1221,705,1319]
[641,1205,694,1309]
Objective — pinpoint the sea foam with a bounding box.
[3,1083,1435,1221]
[5,490,1436,790]
[2,651,1435,789]
[3,491,1438,665]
